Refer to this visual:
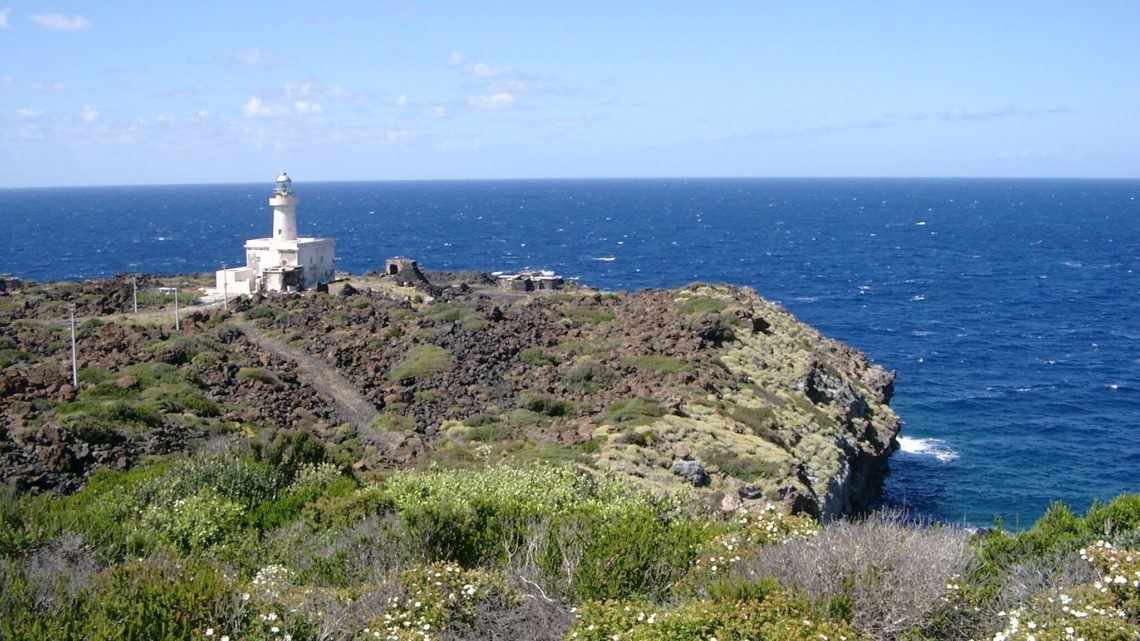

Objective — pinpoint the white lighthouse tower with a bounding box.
[215,173,336,294]
[270,172,299,242]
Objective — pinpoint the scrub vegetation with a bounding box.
[2,453,1138,640]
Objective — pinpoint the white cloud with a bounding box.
[427,105,449,119]
[448,51,465,65]
[30,13,90,31]
[243,96,286,118]
[81,105,99,122]
[385,129,414,142]
[226,48,274,69]
[284,82,312,97]
[244,95,322,117]
[283,82,346,100]
[467,62,510,78]
[31,81,66,92]
[468,92,515,109]
[1,75,12,90]
[396,93,408,107]
[293,100,322,115]
[0,9,10,29]
[16,108,41,118]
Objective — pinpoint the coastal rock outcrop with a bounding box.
[0,275,899,518]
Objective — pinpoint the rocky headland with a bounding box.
[0,271,899,518]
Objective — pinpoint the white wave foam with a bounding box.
[897,436,959,462]
[593,256,616,262]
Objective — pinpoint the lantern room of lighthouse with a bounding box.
[214,173,336,294]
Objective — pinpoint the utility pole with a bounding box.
[174,286,180,332]
[69,304,78,387]
[222,263,228,311]
[132,275,138,314]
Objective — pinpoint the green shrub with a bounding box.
[698,447,782,482]
[388,344,452,380]
[1,555,239,641]
[57,399,163,441]
[626,354,691,374]
[1085,493,1140,537]
[135,456,282,511]
[517,393,575,417]
[564,307,614,325]
[386,463,669,569]
[244,306,276,321]
[549,502,707,601]
[507,408,552,429]
[248,472,357,532]
[679,296,727,316]
[724,402,784,446]
[364,561,519,638]
[519,347,559,367]
[569,588,861,641]
[301,484,393,529]
[429,305,471,323]
[464,422,512,442]
[235,367,282,388]
[371,412,416,431]
[140,490,245,551]
[605,397,667,426]
[1017,501,1089,557]
[263,429,327,482]
[0,348,30,367]
[462,413,500,427]
[563,359,615,394]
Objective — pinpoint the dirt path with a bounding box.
[230,317,381,431]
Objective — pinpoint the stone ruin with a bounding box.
[384,257,431,287]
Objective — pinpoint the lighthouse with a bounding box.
[215,173,336,294]
[270,172,299,242]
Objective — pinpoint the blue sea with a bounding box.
[2,178,1138,526]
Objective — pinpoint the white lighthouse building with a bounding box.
[215,173,335,294]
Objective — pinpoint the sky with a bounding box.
[1,1,1138,187]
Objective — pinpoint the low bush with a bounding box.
[547,501,707,601]
[626,354,691,374]
[604,397,667,426]
[244,306,276,321]
[569,589,863,641]
[519,346,559,367]
[736,509,971,641]
[698,446,782,482]
[1,554,241,641]
[388,344,452,381]
[563,307,613,325]
[678,295,728,316]
[517,393,576,417]
[235,366,283,388]
[563,359,615,394]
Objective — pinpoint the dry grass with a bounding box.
[737,509,973,641]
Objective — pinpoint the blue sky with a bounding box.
[1,1,1138,187]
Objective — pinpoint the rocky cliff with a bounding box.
[0,273,899,518]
